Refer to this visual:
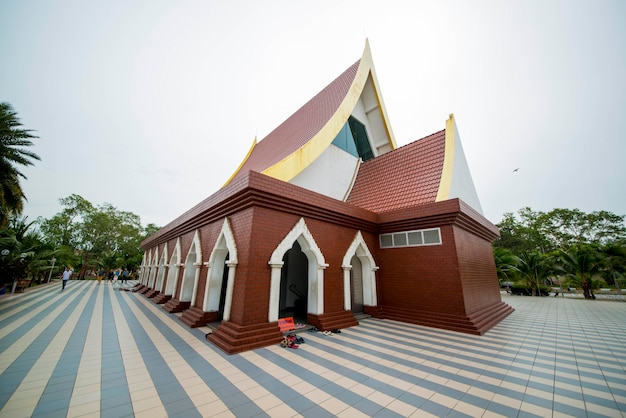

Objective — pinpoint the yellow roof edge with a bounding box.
[435,114,455,201]
[263,39,396,182]
[362,39,397,150]
[222,137,257,188]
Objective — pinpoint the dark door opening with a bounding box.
[279,241,308,324]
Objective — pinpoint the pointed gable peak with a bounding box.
[225,40,396,190]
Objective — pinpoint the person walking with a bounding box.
[97,268,105,285]
[61,267,73,291]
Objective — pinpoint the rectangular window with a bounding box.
[407,231,423,245]
[393,233,407,246]
[379,228,441,248]
[423,229,441,244]
[380,234,393,248]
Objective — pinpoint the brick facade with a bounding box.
[139,171,513,353]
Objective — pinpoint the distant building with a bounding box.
[139,41,513,354]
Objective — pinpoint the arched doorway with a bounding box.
[279,241,308,322]
[342,231,379,311]
[154,243,168,294]
[268,218,327,323]
[180,230,202,303]
[202,218,238,322]
[217,254,229,321]
[164,238,182,297]
[350,255,364,314]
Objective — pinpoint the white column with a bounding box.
[190,262,202,305]
[222,262,237,321]
[268,262,284,322]
[342,266,352,311]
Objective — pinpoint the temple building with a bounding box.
[138,41,513,354]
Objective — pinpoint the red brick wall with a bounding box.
[453,226,502,314]
[376,225,466,316]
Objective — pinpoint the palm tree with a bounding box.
[599,243,626,290]
[493,247,517,285]
[514,251,551,296]
[0,102,40,227]
[558,245,602,299]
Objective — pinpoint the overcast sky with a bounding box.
[1,0,624,228]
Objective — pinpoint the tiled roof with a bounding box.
[346,129,445,213]
[230,59,360,182]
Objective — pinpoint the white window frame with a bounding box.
[379,228,442,248]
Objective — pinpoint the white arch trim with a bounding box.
[203,218,238,321]
[164,238,182,296]
[268,218,328,322]
[181,230,203,303]
[342,231,379,310]
[155,243,169,293]
[148,246,160,289]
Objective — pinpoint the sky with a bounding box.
[1,0,625,228]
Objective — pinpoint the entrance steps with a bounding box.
[152,293,171,304]
[163,298,190,313]
[179,307,217,328]
[208,321,283,354]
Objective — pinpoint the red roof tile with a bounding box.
[231,59,360,181]
[346,130,445,213]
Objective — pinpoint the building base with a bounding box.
[207,321,283,354]
[377,302,514,335]
[180,307,217,328]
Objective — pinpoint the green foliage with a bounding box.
[514,251,554,296]
[2,195,159,290]
[557,244,604,299]
[492,207,626,299]
[495,207,625,253]
[37,194,159,275]
[493,247,517,282]
[0,103,40,227]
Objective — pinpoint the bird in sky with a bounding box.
[513,168,519,173]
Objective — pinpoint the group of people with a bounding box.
[59,267,133,291]
[97,268,130,285]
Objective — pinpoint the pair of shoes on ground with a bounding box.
[281,336,299,349]
[285,333,305,345]
[322,329,342,336]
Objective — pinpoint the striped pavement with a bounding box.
[0,280,625,417]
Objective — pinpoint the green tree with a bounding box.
[0,103,40,227]
[38,195,158,277]
[493,247,517,284]
[542,209,626,249]
[39,194,94,247]
[599,243,626,290]
[514,251,552,296]
[557,244,603,300]
[495,208,552,253]
[495,207,626,253]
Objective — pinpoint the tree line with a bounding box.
[1,102,159,291]
[494,207,626,299]
[1,194,159,290]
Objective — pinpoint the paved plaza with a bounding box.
[0,280,625,417]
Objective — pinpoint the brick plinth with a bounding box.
[378,301,514,335]
[207,321,283,354]
[163,299,190,313]
[152,293,171,304]
[363,305,383,318]
[179,307,217,328]
[307,310,359,331]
